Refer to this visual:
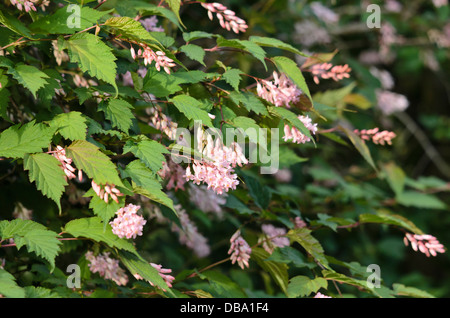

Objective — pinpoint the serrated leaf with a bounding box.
[123,139,169,173]
[182,31,214,42]
[287,228,330,269]
[272,56,312,104]
[105,16,159,43]
[24,286,60,298]
[164,0,184,28]
[50,111,87,141]
[229,91,268,116]
[222,69,243,91]
[66,140,123,186]
[0,121,53,158]
[85,188,126,224]
[251,247,289,295]
[132,181,175,212]
[99,99,134,133]
[10,64,49,98]
[287,275,328,298]
[0,268,25,298]
[24,153,68,212]
[0,10,33,38]
[170,94,213,127]
[199,270,247,298]
[63,217,136,252]
[64,33,118,95]
[180,44,205,66]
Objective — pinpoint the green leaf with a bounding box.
[50,111,87,141]
[164,0,184,28]
[287,228,330,269]
[132,181,175,212]
[229,91,268,116]
[359,210,424,234]
[105,16,159,43]
[0,219,61,271]
[10,64,49,98]
[123,139,169,173]
[64,33,118,95]
[340,125,377,172]
[180,44,205,66]
[0,268,25,298]
[278,146,308,168]
[393,284,435,298]
[98,99,134,133]
[249,36,307,57]
[199,270,247,298]
[29,6,109,34]
[222,69,243,91]
[230,116,266,150]
[0,121,53,158]
[85,188,126,224]
[63,217,136,253]
[24,286,60,298]
[268,106,313,141]
[182,31,214,42]
[396,191,447,210]
[0,10,33,38]
[170,94,213,127]
[251,247,289,295]
[24,153,68,212]
[272,56,312,104]
[244,174,271,210]
[266,247,317,269]
[287,275,328,298]
[66,140,123,186]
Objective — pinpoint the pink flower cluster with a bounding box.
[376,90,409,115]
[403,233,445,257]
[228,230,252,270]
[171,204,210,258]
[130,44,176,74]
[309,63,352,84]
[158,158,187,191]
[283,115,318,144]
[354,128,396,146]
[201,2,248,34]
[110,204,147,239]
[314,292,332,298]
[260,224,290,254]
[85,251,129,286]
[140,16,164,32]
[51,146,83,182]
[189,185,227,218]
[91,180,123,204]
[134,263,175,291]
[147,106,178,140]
[257,72,302,108]
[185,128,248,195]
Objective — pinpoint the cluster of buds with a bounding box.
[51,146,83,182]
[309,63,352,84]
[110,204,147,239]
[130,43,176,74]
[10,0,49,12]
[147,106,178,140]
[283,114,318,144]
[403,233,445,257]
[257,72,302,108]
[185,128,248,195]
[73,73,98,88]
[134,263,175,291]
[52,41,69,66]
[228,230,252,270]
[201,2,248,34]
[354,128,396,146]
[91,180,123,204]
[85,251,129,286]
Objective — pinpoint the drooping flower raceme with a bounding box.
[147,106,178,140]
[158,158,187,191]
[110,204,147,239]
[354,128,396,146]
[309,63,352,85]
[13,202,33,220]
[171,204,210,258]
[403,233,445,257]
[228,230,252,270]
[85,251,129,286]
[189,185,227,218]
[185,127,248,195]
[51,146,83,182]
[257,72,303,108]
[283,115,318,144]
[91,180,123,204]
[130,43,176,74]
[201,2,248,34]
[376,90,409,116]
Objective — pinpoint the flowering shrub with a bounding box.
[0,0,449,299]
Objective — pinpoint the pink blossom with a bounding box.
[314,292,332,298]
[354,128,396,146]
[260,224,290,254]
[257,72,302,108]
[201,2,248,34]
[140,16,164,32]
[189,185,227,218]
[10,0,37,12]
[110,204,147,239]
[376,90,409,115]
[310,2,339,24]
[147,106,178,140]
[283,115,318,144]
[294,216,307,229]
[51,146,83,182]
[432,0,448,8]
[130,43,176,74]
[309,63,351,84]
[85,251,129,286]
[403,233,445,257]
[228,230,252,270]
[158,158,187,191]
[91,180,123,204]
